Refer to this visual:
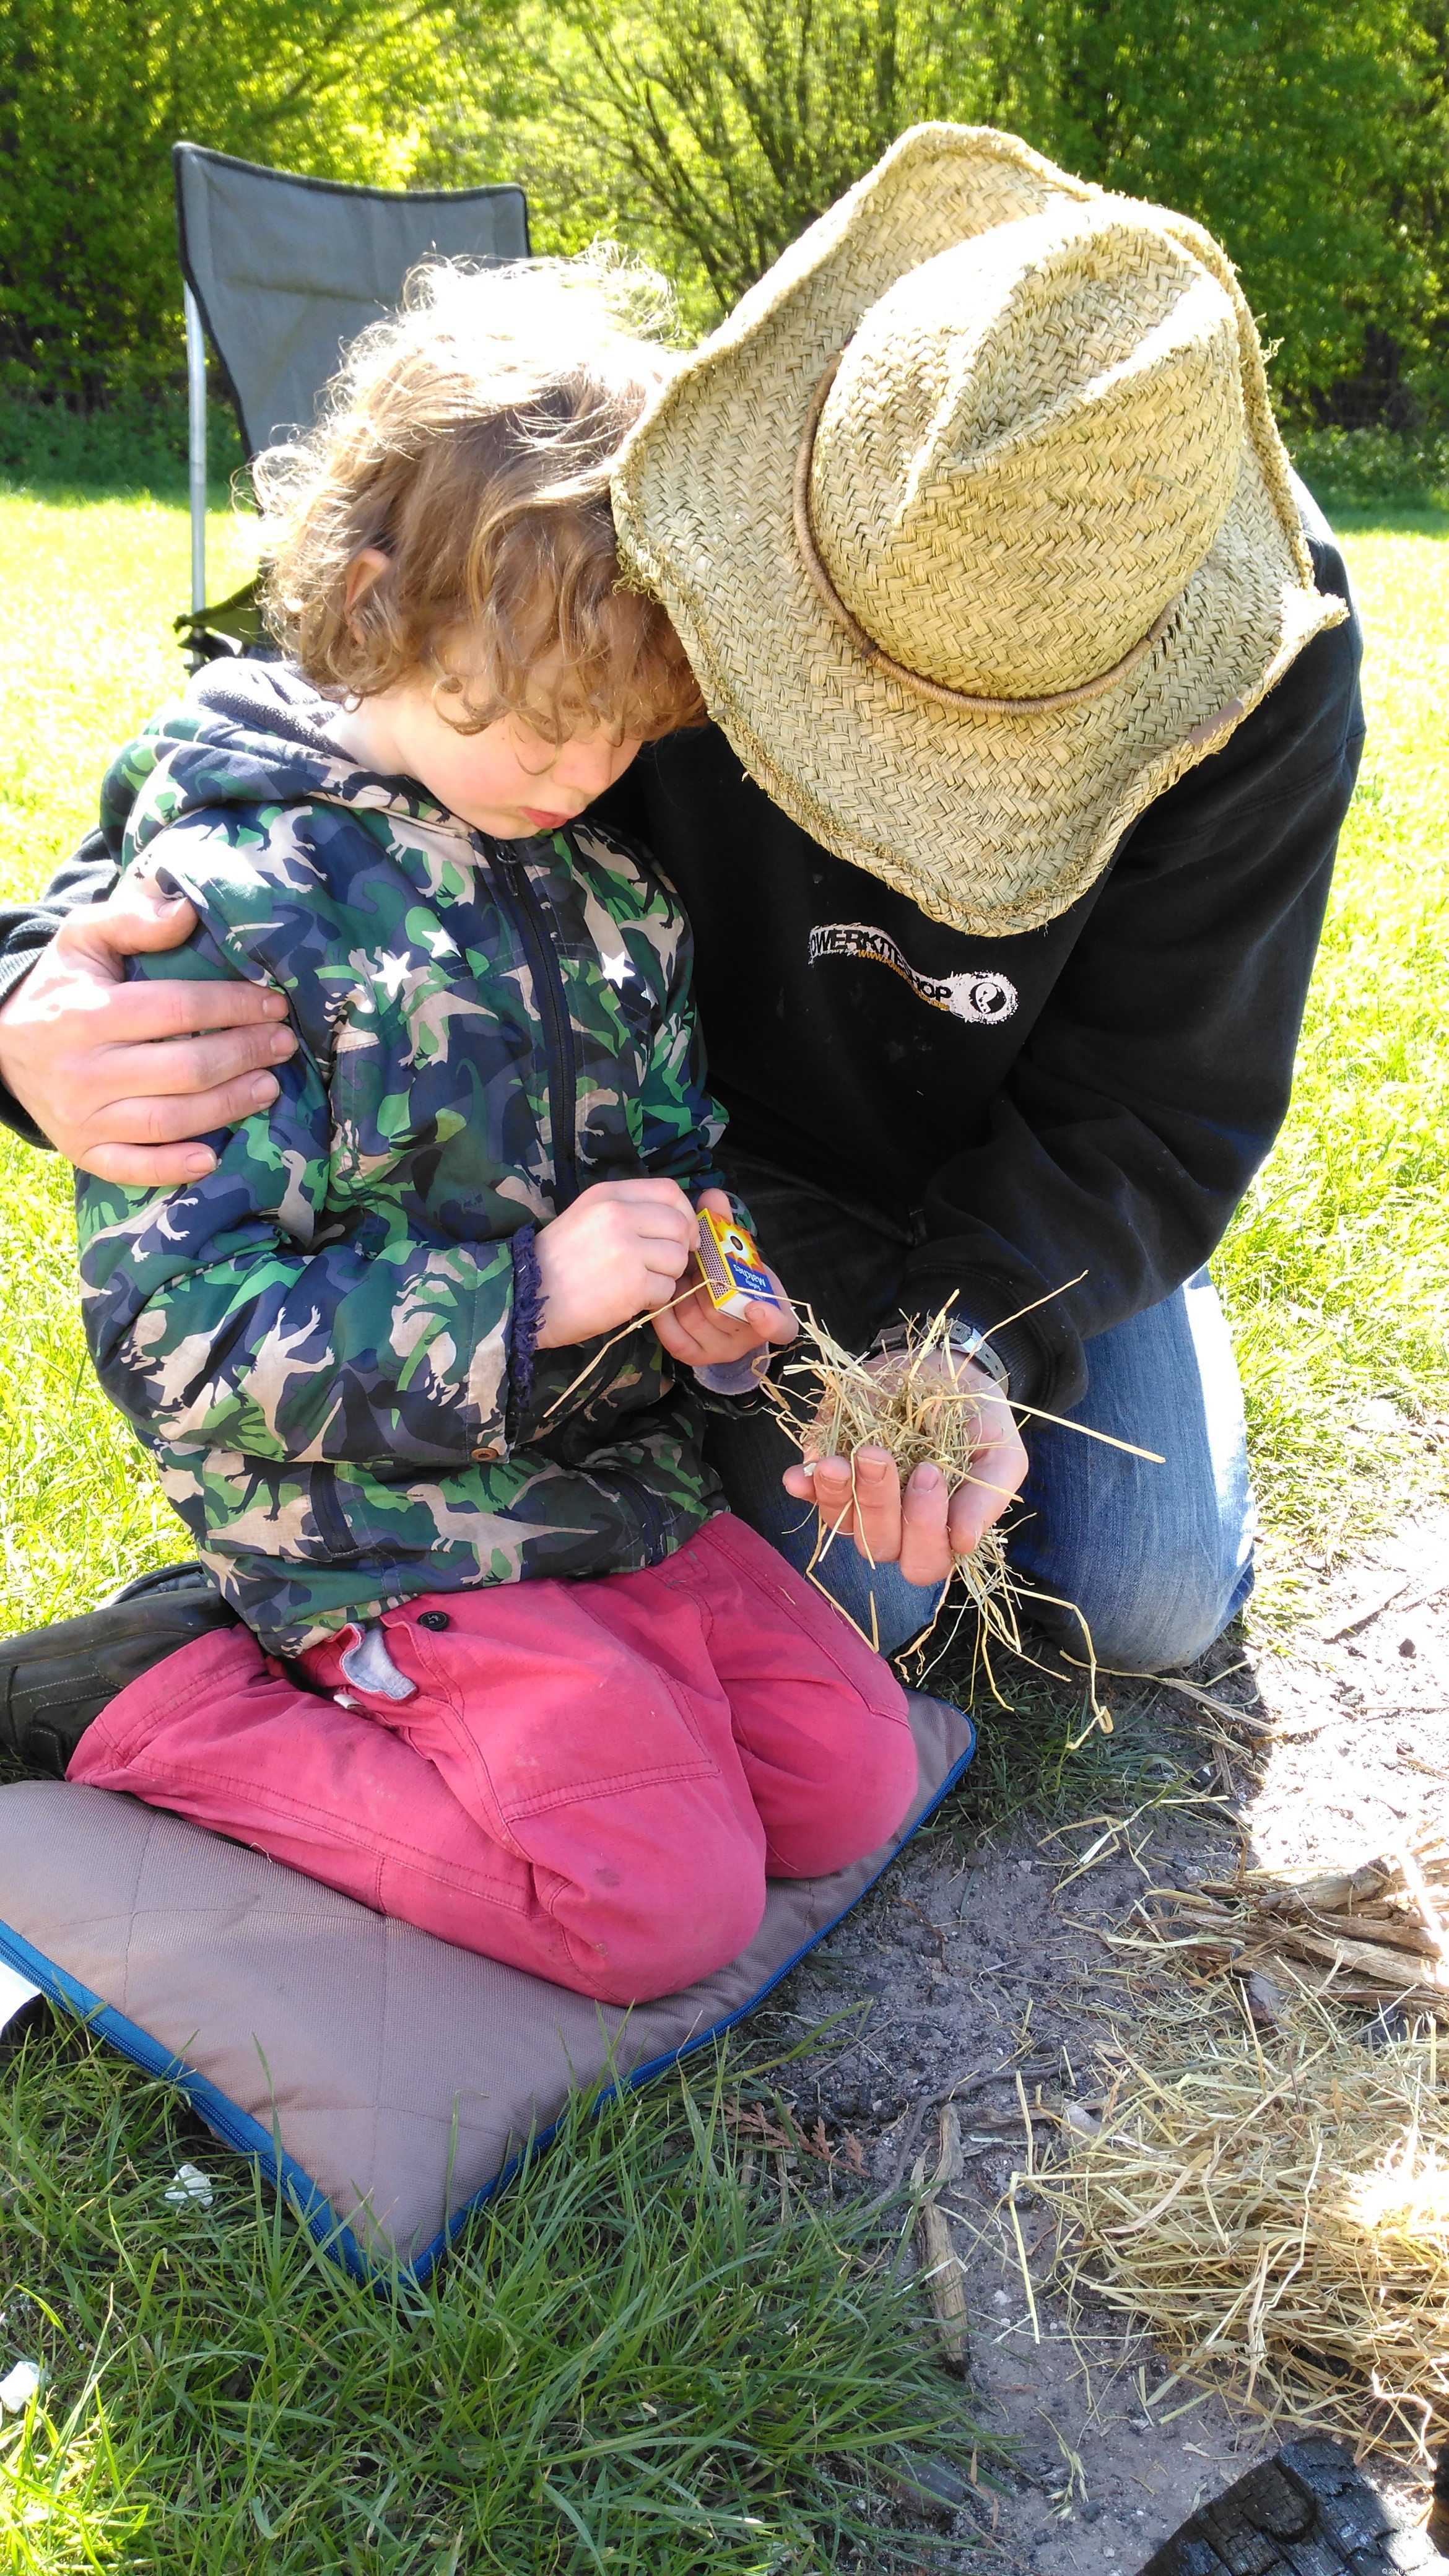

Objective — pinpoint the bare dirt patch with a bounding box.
[752,1507,1449,2570]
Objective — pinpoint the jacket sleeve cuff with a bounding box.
[504,1224,546,1440]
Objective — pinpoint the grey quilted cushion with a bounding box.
[0,1692,972,2276]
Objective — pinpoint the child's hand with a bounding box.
[651,1188,796,1370]
[534,1178,699,1347]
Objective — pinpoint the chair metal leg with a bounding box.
[184,281,207,621]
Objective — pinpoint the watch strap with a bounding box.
[869,1317,1011,1398]
[944,1320,1011,1395]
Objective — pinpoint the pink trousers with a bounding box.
[68,1515,917,2004]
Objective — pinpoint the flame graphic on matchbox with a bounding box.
[697,1212,779,1317]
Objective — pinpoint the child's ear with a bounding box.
[344,547,391,622]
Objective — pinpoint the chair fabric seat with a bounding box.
[175,144,530,459]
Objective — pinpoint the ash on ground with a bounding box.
[753,1505,1449,2572]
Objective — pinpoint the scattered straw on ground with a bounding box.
[1036,2003,1449,2465]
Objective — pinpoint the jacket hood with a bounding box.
[100,659,459,865]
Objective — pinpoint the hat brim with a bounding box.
[612,123,1347,936]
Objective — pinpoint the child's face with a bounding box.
[337,561,645,836]
[352,665,643,839]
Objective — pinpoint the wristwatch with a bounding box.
[870,1317,1011,1396]
[943,1319,1011,1395]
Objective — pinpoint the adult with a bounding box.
[0,126,1362,1704]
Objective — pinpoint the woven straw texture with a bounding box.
[612,124,1349,936]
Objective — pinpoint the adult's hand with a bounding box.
[780,1348,1029,1588]
[0,876,297,1185]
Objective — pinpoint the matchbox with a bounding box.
[696,1211,779,1318]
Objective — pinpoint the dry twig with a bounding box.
[916,2106,972,2370]
[1116,1835,1449,2022]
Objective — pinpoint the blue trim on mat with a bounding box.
[0,1702,975,2288]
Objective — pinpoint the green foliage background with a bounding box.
[440,0,1449,422]
[2,0,1447,434]
[0,0,487,403]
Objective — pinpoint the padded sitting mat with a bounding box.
[0,1692,972,2279]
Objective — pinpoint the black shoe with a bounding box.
[0,1565,240,1780]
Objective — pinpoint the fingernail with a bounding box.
[913,1463,942,1487]
[250,1075,279,1107]
[269,1030,295,1056]
[183,1150,215,1176]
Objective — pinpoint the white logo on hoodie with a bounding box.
[808,924,1018,1024]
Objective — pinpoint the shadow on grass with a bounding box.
[0,474,249,513]
[0,388,248,509]
[902,1603,1221,1852]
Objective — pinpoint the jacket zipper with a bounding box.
[487,837,664,1564]
[487,840,581,1209]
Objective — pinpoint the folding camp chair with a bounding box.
[172,142,529,665]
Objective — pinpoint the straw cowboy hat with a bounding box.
[612,124,1347,936]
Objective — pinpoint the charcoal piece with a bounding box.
[1138,2445,1445,2576]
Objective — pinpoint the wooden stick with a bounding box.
[1397,1845,1447,1960]
[919,2200,972,2370]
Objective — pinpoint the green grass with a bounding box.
[1213,511,1449,1599]
[0,495,264,1628]
[1,2014,979,2571]
[0,489,1445,2564]
[0,492,1443,1629]
[0,490,993,2569]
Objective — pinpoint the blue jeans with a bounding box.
[707,1157,1255,1669]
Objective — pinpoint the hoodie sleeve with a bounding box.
[894,564,1365,1406]
[75,822,529,1474]
[0,828,121,1144]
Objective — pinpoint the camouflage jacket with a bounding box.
[76,663,731,1655]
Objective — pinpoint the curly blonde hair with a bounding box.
[255,251,705,742]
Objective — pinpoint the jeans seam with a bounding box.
[82,1753,533,1912]
[566,1583,723,1772]
[499,1757,721,1823]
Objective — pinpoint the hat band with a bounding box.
[792,357,1179,717]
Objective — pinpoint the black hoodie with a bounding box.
[588,510,1364,1405]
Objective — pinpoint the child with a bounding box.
[64,257,918,2004]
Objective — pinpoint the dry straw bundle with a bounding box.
[762,1297,1129,1725]
[1130,1838,1449,2024]
[763,1300,1017,1637]
[1037,2005,1449,2465]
